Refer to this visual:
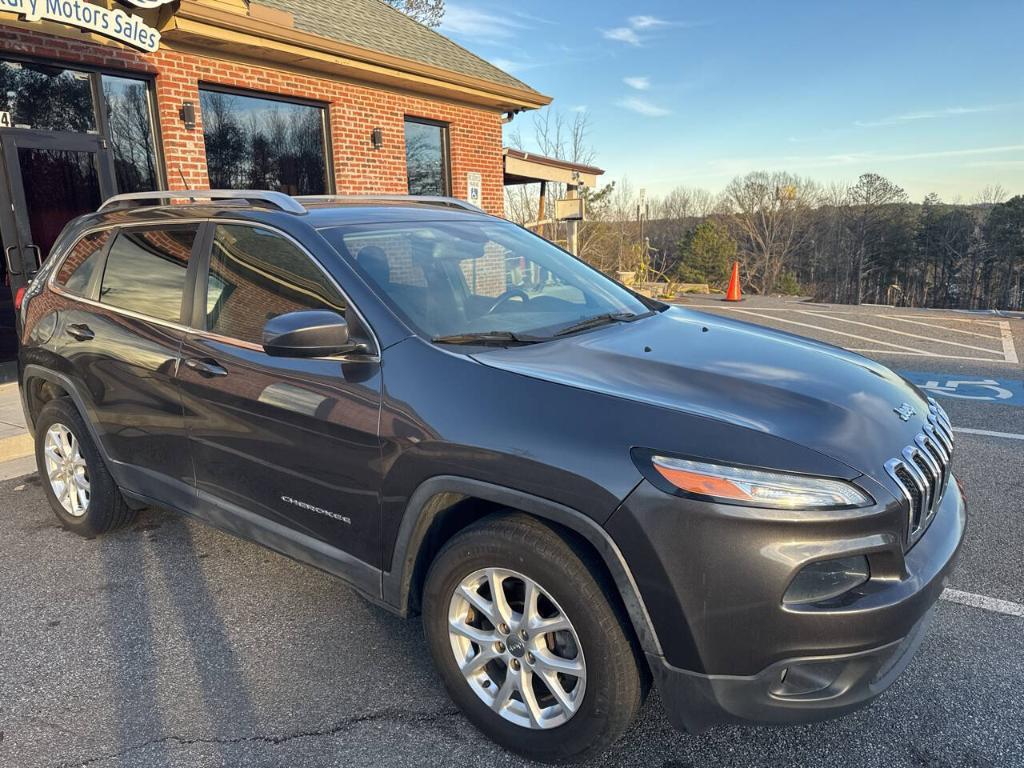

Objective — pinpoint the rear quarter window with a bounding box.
[99,226,198,324]
[54,230,113,296]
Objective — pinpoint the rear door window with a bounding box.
[99,226,198,323]
[55,230,113,296]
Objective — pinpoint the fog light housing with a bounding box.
[784,556,870,605]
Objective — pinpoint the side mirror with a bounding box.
[262,310,365,358]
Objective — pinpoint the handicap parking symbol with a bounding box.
[901,371,1024,406]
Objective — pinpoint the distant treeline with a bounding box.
[573,172,1022,310]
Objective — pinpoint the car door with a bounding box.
[177,221,383,573]
[50,223,200,506]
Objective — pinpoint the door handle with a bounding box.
[4,246,21,277]
[66,323,95,341]
[185,357,228,378]
[26,244,43,272]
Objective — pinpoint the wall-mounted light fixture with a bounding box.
[371,127,383,150]
[179,101,196,131]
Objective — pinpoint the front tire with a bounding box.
[34,398,136,536]
[422,513,646,763]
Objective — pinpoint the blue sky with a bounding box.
[439,0,1024,201]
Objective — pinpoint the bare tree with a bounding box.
[974,184,1008,206]
[845,173,909,304]
[383,0,444,27]
[723,171,819,294]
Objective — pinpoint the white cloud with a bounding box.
[617,97,671,117]
[570,105,588,112]
[488,57,540,74]
[628,15,671,29]
[602,26,642,45]
[855,104,1015,128]
[441,4,525,39]
[623,76,651,91]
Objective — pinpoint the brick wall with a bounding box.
[0,27,507,215]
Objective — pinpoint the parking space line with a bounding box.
[888,315,1003,340]
[942,589,1024,618]
[797,311,1006,357]
[725,308,943,355]
[999,321,1019,364]
[953,427,1024,440]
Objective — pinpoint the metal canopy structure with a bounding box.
[502,148,605,255]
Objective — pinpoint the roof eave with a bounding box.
[164,1,552,112]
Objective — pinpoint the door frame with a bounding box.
[0,129,117,289]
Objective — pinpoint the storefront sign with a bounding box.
[2,0,162,53]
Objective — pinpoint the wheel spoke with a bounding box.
[517,669,545,728]
[487,569,513,626]
[521,579,540,629]
[533,649,584,678]
[490,670,516,713]
[449,618,495,646]
[461,646,497,676]
[529,613,572,635]
[458,583,497,625]
[536,668,575,718]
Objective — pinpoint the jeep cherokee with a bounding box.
[16,190,965,762]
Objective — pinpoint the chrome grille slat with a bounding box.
[883,398,954,549]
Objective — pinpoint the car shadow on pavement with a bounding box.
[97,510,260,766]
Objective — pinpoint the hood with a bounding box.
[470,307,930,485]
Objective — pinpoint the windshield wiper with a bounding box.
[431,331,544,346]
[552,312,643,337]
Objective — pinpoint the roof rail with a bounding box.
[99,190,308,215]
[295,194,485,213]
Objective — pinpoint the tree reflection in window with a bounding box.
[0,60,95,132]
[199,89,328,195]
[404,119,450,196]
[101,75,159,193]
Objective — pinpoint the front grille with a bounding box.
[884,397,954,548]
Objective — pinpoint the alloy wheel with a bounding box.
[447,567,586,729]
[43,423,90,517]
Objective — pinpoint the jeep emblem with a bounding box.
[893,403,917,422]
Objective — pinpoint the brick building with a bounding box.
[0,0,550,361]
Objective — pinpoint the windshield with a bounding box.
[319,219,651,340]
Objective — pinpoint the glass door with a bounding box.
[0,130,116,360]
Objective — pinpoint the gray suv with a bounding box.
[16,191,965,762]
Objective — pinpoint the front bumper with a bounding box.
[607,473,966,732]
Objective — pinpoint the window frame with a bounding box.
[48,222,205,331]
[47,219,380,359]
[403,116,452,197]
[197,83,335,196]
[0,53,167,192]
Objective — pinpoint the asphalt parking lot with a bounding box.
[2,297,1023,768]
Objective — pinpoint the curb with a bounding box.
[0,433,33,462]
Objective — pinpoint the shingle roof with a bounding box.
[257,0,536,92]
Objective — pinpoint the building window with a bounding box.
[0,60,95,132]
[199,87,330,196]
[101,75,160,193]
[404,118,450,196]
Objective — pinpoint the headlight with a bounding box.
[648,455,872,510]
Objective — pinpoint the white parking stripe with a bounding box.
[999,321,1019,364]
[942,589,1024,618]
[797,310,1005,357]
[953,427,1024,440]
[725,309,941,355]
[889,315,1003,340]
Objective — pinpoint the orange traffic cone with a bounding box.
[724,261,742,302]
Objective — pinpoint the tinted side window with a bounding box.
[100,227,197,323]
[206,225,346,345]
[55,230,113,295]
